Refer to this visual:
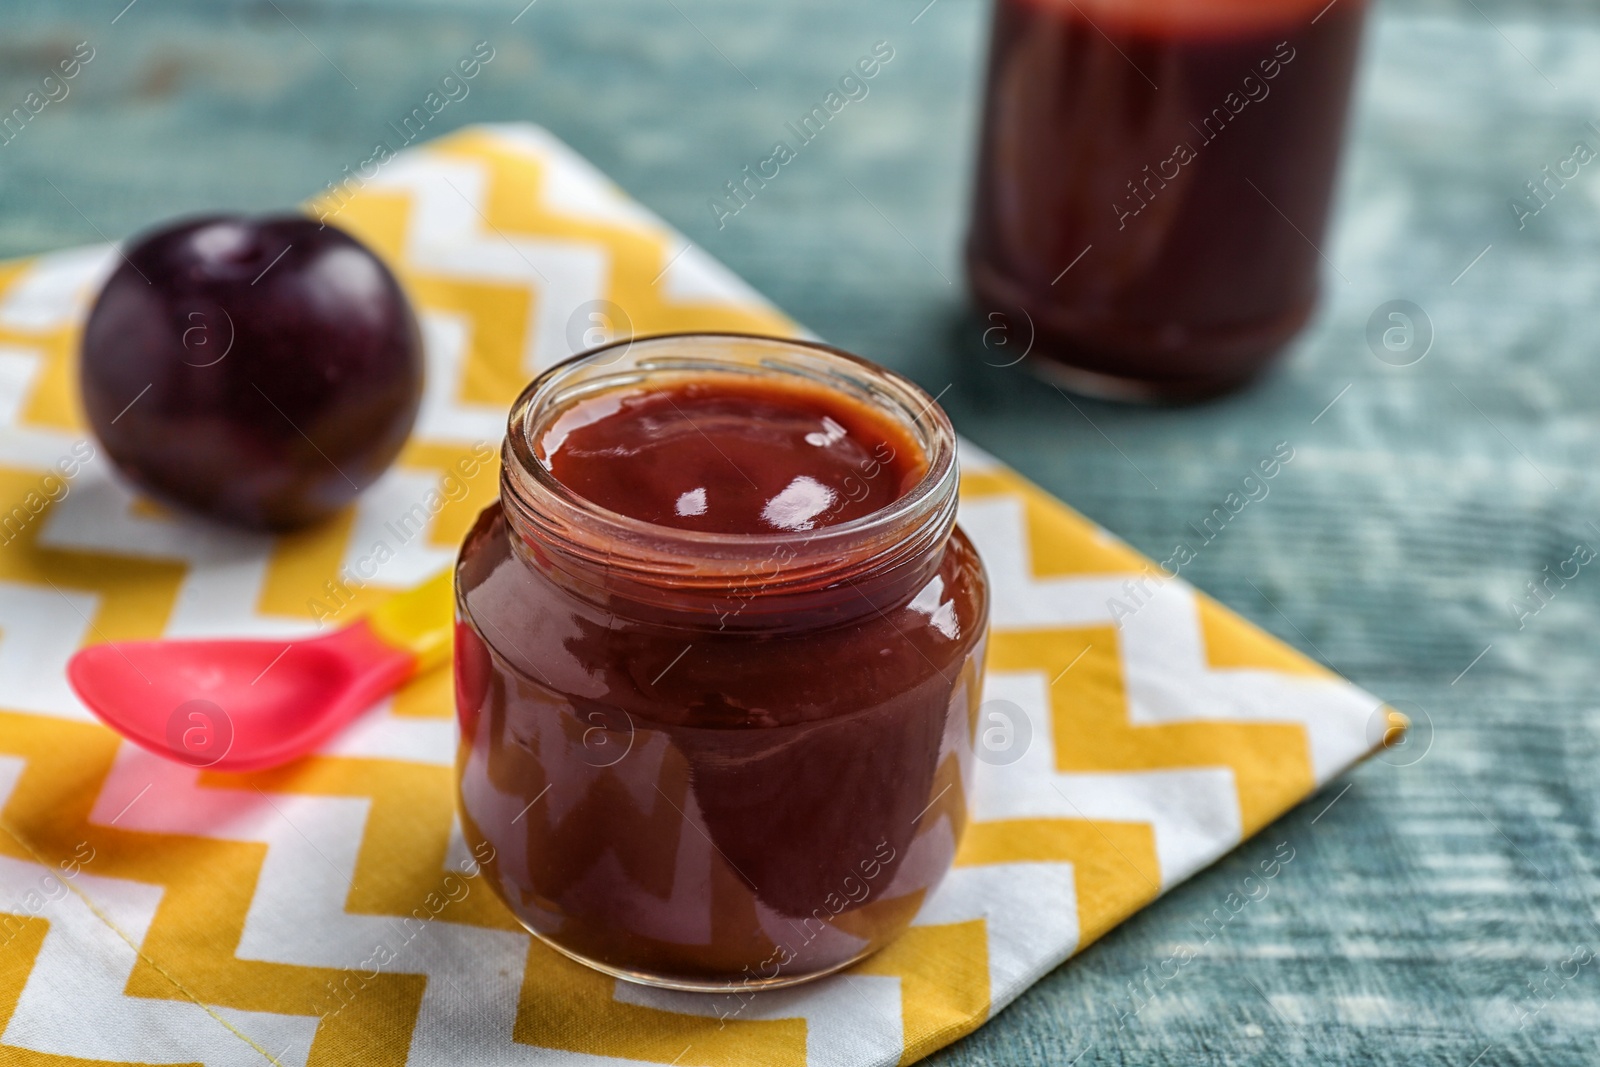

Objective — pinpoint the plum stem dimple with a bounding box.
[250,244,294,285]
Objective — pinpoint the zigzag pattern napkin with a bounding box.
[0,124,1387,1066]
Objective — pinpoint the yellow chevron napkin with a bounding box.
[0,124,1392,1067]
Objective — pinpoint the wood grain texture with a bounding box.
[1,0,1596,1063]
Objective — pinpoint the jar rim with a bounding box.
[499,332,959,597]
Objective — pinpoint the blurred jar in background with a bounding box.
[966,0,1367,400]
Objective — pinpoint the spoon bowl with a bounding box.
[67,571,454,772]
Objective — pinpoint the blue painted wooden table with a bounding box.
[3,0,1597,1063]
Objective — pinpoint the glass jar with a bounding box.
[967,0,1368,400]
[453,334,990,991]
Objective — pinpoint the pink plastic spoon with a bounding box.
[66,570,453,771]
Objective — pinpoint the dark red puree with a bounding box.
[967,0,1367,397]
[539,379,926,534]
[454,351,988,990]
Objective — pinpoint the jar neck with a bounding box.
[496,334,960,631]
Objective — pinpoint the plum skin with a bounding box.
[80,214,425,531]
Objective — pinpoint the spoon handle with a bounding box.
[365,568,455,673]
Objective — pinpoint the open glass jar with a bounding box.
[454,334,989,990]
